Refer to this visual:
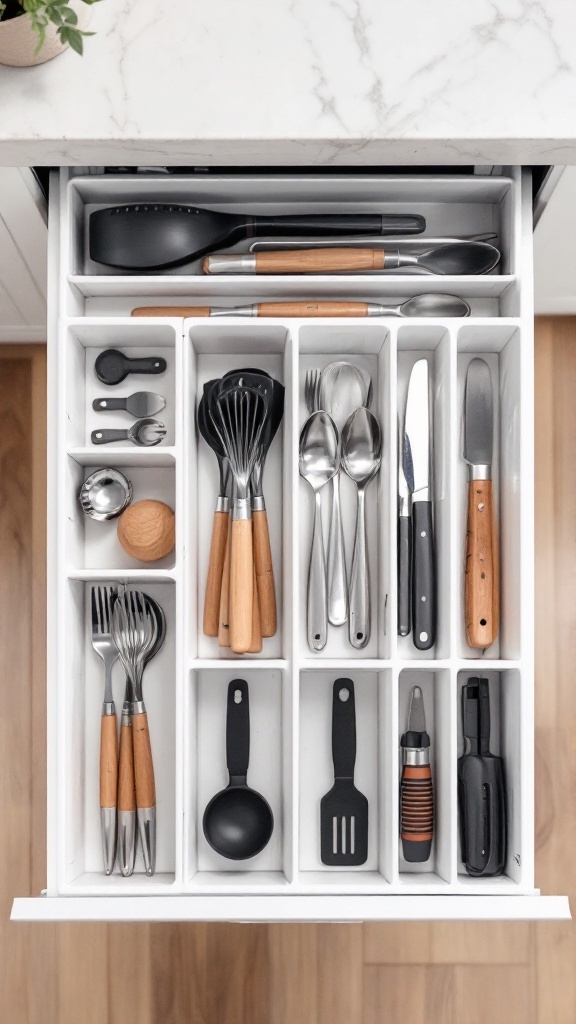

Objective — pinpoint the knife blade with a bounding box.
[404,359,435,650]
[400,685,433,863]
[398,418,412,636]
[463,358,499,649]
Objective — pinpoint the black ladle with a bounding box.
[203,680,273,860]
[89,205,426,271]
[95,349,167,386]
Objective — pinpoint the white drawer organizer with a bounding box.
[12,168,569,921]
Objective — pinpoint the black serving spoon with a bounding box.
[203,680,273,860]
[89,205,426,271]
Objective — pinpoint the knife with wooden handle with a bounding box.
[463,358,499,649]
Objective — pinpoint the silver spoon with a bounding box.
[91,417,166,447]
[375,293,470,317]
[318,363,371,627]
[299,411,340,652]
[341,407,382,649]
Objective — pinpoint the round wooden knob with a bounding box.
[117,499,175,561]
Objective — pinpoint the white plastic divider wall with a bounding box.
[48,168,537,903]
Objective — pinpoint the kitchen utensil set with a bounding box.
[300,362,381,651]
[198,369,285,654]
[91,585,164,877]
[91,348,168,447]
[398,359,436,650]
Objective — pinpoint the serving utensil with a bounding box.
[79,467,132,521]
[341,408,382,649]
[91,417,166,447]
[89,204,426,271]
[94,349,167,386]
[463,358,499,649]
[204,241,500,276]
[400,685,433,863]
[131,294,470,318]
[90,585,119,876]
[203,680,273,860]
[321,679,368,866]
[93,392,166,418]
[298,412,340,652]
[112,590,159,876]
[198,379,231,638]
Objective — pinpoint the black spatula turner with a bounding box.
[321,679,368,866]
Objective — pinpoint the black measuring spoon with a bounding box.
[203,680,273,860]
[95,348,167,386]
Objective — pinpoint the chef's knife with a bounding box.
[404,359,435,650]
[397,417,412,637]
[463,358,499,649]
[400,685,433,862]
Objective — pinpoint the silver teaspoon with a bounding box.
[341,407,382,649]
[299,411,340,652]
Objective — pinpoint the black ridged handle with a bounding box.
[331,679,356,780]
[412,501,435,650]
[252,214,426,237]
[397,515,411,636]
[226,679,250,782]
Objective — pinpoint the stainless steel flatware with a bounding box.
[318,362,371,627]
[93,392,166,418]
[204,242,500,276]
[463,358,499,649]
[79,467,132,521]
[112,590,159,876]
[299,412,340,652]
[91,417,166,447]
[90,585,119,876]
[403,358,435,650]
[341,408,382,649]
[248,233,498,252]
[132,295,469,318]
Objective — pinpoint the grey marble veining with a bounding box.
[1,0,576,164]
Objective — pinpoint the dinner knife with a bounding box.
[463,359,499,649]
[397,417,412,637]
[404,359,435,650]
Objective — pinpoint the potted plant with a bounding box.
[0,0,98,66]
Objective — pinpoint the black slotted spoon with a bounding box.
[321,679,368,866]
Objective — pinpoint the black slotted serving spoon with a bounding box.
[321,679,368,866]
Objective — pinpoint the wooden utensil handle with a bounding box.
[252,509,277,637]
[465,478,499,648]
[247,568,263,654]
[131,306,212,317]
[218,511,232,647]
[203,509,229,637]
[133,712,156,808]
[257,301,370,318]
[253,248,385,273]
[118,720,136,813]
[100,713,118,808]
[230,518,254,654]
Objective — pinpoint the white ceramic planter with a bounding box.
[0,0,92,66]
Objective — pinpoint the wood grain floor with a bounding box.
[0,320,574,1024]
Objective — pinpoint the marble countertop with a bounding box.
[1,0,576,166]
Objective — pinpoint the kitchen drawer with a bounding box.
[12,167,570,922]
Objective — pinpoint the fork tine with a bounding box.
[91,586,99,633]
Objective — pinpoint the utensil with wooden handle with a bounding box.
[463,358,499,649]
[90,585,119,876]
[198,379,231,637]
[131,294,471,319]
[203,242,500,276]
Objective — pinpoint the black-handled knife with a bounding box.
[404,359,436,650]
[398,421,412,637]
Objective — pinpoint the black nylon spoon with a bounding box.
[203,680,273,860]
[95,349,167,386]
[89,205,426,271]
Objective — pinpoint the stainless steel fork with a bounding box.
[91,585,119,875]
[305,369,321,415]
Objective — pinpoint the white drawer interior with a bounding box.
[48,168,537,907]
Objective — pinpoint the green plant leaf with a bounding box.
[48,6,63,23]
[60,24,83,53]
[63,6,78,23]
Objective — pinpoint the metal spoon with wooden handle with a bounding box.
[131,294,471,319]
[463,358,499,649]
[203,242,500,276]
